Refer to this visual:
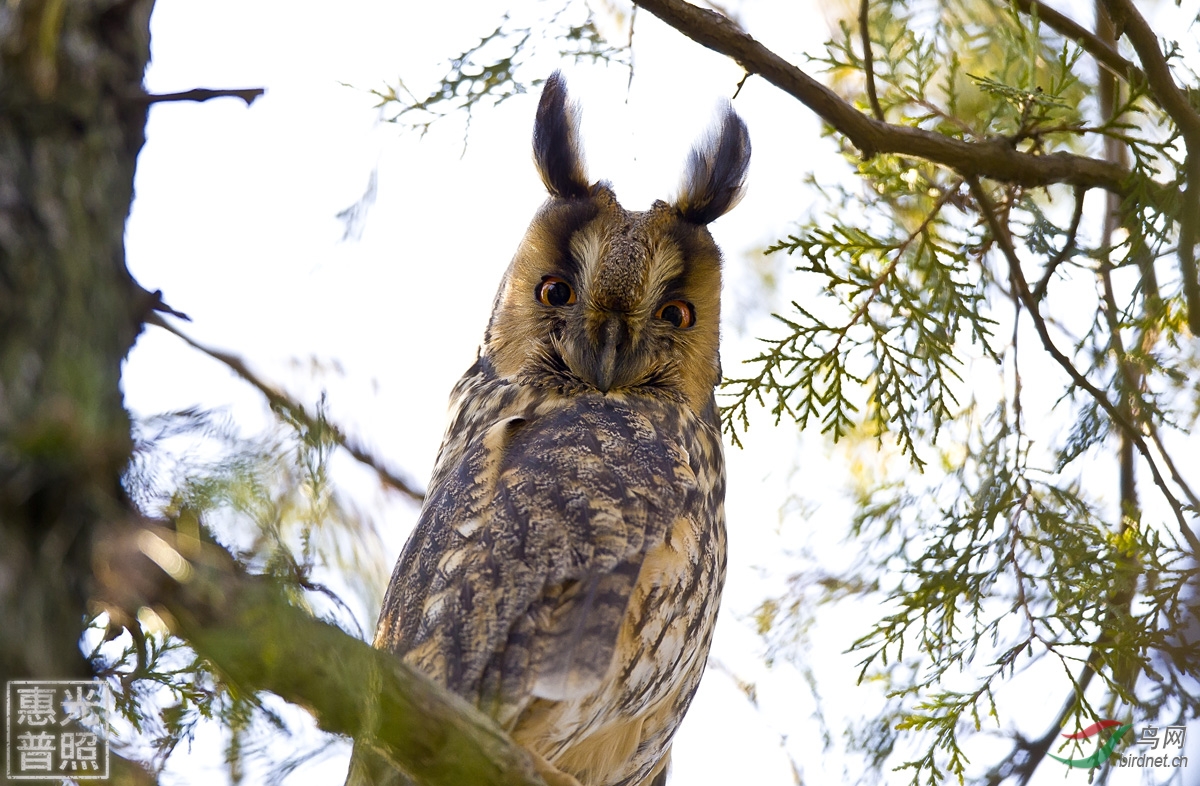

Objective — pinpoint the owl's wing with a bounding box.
[523,559,646,702]
[375,396,692,712]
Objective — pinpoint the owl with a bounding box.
[347,72,749,786]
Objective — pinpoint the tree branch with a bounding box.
[142,88,266,107]
[631,0,1136,195]
[1177,155,1200,334]
[1097,0,1200,145]
[859,0,884,122]
[968,178,1200,557]
[1032,185,1085,301]
[988,652,1099,786]
[1096,0,1200,333]
[1011,0,1147,94]
[94,521,550,786]
[149,315,426,504]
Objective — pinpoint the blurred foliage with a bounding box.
[99,400,388,781]
[367,0,631,143]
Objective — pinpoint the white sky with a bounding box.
[120,1,1199,784]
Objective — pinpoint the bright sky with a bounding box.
[120,1,1198,784]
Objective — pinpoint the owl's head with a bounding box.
[483,72,750,414]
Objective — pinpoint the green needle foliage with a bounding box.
[367,1,629,143]
[722,176,997,467]
[732,0,1200,783]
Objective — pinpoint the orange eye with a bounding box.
[537,276,576,307]
[655,300,695,329]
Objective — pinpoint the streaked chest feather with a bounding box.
[427,365,727,786]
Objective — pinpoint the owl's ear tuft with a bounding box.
[533,71,590,199]
[674,102,750,225]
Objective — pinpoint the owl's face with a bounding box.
[483,73,750,415]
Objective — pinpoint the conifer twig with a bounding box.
[968,178,1200,556]
[148,315,426,504]
[1031,186,1085,301]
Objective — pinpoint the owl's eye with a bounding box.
[537,276,577,307]
[655,300,695,329]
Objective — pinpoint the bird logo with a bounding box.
[1049,719,1131,769]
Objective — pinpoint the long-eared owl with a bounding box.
[348,72,749,786]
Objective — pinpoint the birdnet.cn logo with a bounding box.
[1049,718,1188,771]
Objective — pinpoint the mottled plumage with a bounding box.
[348,72,749,786]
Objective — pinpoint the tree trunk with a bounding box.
[0,0,154,690]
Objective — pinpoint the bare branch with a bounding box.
[627,5,638,95]
[859,0,884,122]
[732,69,750,99]
[1147,426,1200,512]
[148,315,426,504]
[631,0,1138,196]
[143,88,266,106]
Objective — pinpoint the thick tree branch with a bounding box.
[631,0,1135,195]
[149,315,426,504]
[94,522,550,786]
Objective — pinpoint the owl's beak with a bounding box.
[593,317,626,393]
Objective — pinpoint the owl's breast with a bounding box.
[383,361,728,786]
[510,404,727,786]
